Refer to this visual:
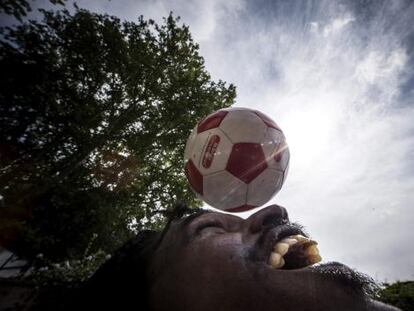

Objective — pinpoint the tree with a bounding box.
[378,281,414,311]
[0,0,66,21]
[0,7,236,262]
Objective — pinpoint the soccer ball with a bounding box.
[184,107,290,213]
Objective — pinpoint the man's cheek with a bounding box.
[203,244,246,269]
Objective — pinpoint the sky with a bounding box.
[4,0,414,283]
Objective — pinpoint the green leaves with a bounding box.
[378,281,414,311]
[0,8,235,262]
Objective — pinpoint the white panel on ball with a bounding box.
[184,125,198,162]
[246,169,284,206]
[268,145,290,173]
[262,127,285,164]
[222,107,249,112]
[204,171,247,210]
[186,127,233,176]
[219,109,267,144]
[282,158,290,185]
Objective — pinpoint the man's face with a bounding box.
[148,205,395,311]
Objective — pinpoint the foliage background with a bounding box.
[378,281,414,311]
[0,1,235,266]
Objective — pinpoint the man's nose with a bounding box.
[246,205,289,233]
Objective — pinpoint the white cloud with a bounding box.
[355,49,408,85]
[322,15,355,37]
[69,0,245,43]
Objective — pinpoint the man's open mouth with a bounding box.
[267,234,322,270]
[257,224,378,298]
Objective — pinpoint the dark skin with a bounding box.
[148,205,399,311]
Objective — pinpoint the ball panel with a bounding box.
[184,159,203,195]
[188,128,233,176]
[254,110,281,131]
[226,204,257,213]
[219,109,267,143]
[197,110,228,133]
[261,127,286,165]
[267,141,290,172]
[226,143,267,184]
[281,155,290,185]
[184,125,198,162]
[221,107,250,111]
[246,169,284,206]
[203,171,247,210]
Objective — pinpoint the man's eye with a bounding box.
[196,221,225,233]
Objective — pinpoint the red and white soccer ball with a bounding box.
[184,107,290,213]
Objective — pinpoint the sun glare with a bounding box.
[282,105,336,171]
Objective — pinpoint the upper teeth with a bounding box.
[269,234,321,269]
[274,242,289,256]
[269,252,285,269]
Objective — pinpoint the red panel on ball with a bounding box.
[185,160,203,195]
[226,143,267,184]
[197,110,228,133]
[227,204,256,213]
[254,110,281,131]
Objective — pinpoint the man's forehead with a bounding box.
[179,209,212,226]
[178,209,244,227]
[157,210,212,244]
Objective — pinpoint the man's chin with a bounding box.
[261,260,378,296]
[244,259,392,311]
[310,261,380,297]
